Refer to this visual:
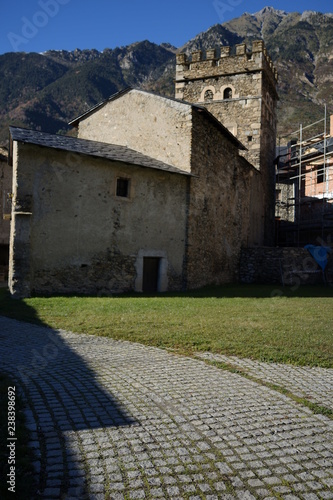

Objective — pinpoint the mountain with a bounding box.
[224,8,333,136]
[173,7,333,139]
[1,8,333,144]
[0,41,176,142]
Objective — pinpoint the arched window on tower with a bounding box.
[223,87,233,99]
[204,89,214,101]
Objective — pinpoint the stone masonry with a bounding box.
[239,247,328,285]
[175,40,278,245]
[0,146,11,279]
[1,316,333,499]
[72,89,265,291]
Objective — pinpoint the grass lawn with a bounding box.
[0,284,332,367]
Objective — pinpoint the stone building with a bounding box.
[175,40,278,244]
[8,41,277,298]
[0,147,11,281]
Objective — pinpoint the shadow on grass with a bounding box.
[119,283,333,299]
[0,289,137,499]
[1,284,333,308]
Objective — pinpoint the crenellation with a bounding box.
[191,50,203,62]
[176,53,188,65]
[175,41,278,86]
[235,43,247,55]
[206,48,216,60]
[220,46,231,57]
[252,40,264,52]
[175,39,278,245]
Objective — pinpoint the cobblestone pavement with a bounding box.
[1,316,333,500]
[196,354,333,411]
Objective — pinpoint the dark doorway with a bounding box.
[142,257,160,292]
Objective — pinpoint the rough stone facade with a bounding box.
[9,88,264,297]
[77,90,193,173]
[75,89,264,288]
[9,140,188,297]
[275,181,295,223]
[0,147,11,280]
[186,110,263,288]
[175,40,278,245]
[240,247,328,286]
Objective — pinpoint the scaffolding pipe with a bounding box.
[276,105,333,247]
[278,118,325,140]
[298,123,302,247]
[325,104,329,198]
[322,105,327,240]
[289,152,333,180]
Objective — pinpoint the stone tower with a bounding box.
[175,40,278,244]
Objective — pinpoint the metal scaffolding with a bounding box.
[275,106,333,248]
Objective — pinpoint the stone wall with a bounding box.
[276,182,295,222]
[175,41,278,170]
[9,143,188,297]
[240,247,325,285]
[0,149,11,232]
[175,41,278,246]
[175,41,278,97]
[77,89,193,173]
[186,109,264,289]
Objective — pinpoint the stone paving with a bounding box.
[196,354,333,411]
[1,316,333,500]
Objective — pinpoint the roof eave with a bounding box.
[9,126,193,177]
[68,87,133,127]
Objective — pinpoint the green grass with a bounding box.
[0,285,332,367]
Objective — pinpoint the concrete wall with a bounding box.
[9,142,188,297]
[77,89,193,173]
[185,110,264,289]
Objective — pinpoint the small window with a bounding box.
[317,169,324,184]
[204,89,214,101]
[116,178,130,198]
[223,87,232,99]
[247,135,253,142]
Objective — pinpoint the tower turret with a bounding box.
[175,40,278,244]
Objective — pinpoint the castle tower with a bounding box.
[175,41,278,244]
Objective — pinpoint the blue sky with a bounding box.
[1,0,332,54]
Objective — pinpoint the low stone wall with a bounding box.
[239,247,325,286]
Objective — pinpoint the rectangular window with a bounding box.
[116,178,130,198]
[317,168,324,184]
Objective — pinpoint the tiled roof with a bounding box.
[9,127,192,176]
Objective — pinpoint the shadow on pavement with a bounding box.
[0,295,137,498]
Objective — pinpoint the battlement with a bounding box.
[176,40,278,84]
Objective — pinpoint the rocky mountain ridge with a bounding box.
[1,7,332,144]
